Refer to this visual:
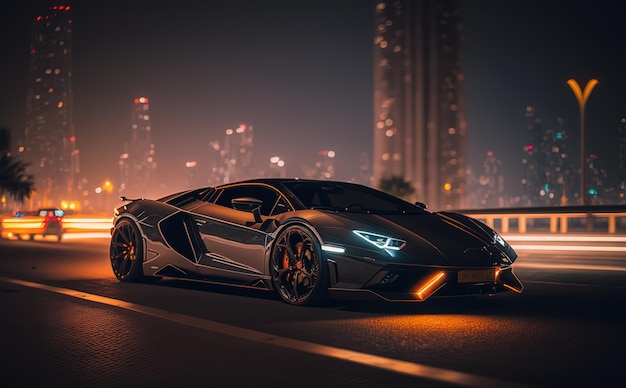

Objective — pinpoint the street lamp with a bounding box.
[567,78,598,206]
[270,156,286,177]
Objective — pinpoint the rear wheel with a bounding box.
[270,225,328,306]
[110,219,145,282]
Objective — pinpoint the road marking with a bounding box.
[1,276,527,388]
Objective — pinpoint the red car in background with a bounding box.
[0,208,65,241]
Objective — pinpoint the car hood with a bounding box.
[316,210,513,267]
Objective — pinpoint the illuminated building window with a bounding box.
[448,127,456,135]
[382,153,390,161]
[377,121,385,129]
[392,153,400,161]
[380,40,388,48]
[393,45,402,53]
[385,119,393,126]
[385,129,394,137]
[57,101,63,108]
[36,78,42,83]
[54,69,61,74]
[45,69,52,74]
[450,104,458,111]
[48,88,54,93]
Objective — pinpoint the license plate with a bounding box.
[458,269,496,284]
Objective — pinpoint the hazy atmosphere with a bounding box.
[1,0,624,199]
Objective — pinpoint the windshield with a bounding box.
[282,181,423,214]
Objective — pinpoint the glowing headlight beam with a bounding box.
[321,244,346,254]
[353,230,406,250]
[494,233,505,246]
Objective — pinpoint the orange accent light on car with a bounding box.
[414,271,446,301]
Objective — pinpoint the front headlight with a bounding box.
[494,232,505,246]
[353,230,406,250]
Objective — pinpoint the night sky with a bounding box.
[1,1,624,200]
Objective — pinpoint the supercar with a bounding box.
[109,178,523,306]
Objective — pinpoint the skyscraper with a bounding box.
[521,107,574,206]
[222,124,254,183]
[619,117,626,203]
[23,5,78,208]
[373,0,467,210]
[119,97,157,198]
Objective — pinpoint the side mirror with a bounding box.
[415,201,427,210]
[232,197,263,223]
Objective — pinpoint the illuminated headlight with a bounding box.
[321,244,346,254]
[353,230,406,250]
[494,232,505,246]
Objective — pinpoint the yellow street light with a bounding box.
[103,180,113,194]
[567,78,598,206]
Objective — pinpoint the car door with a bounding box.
[194,184,285,280]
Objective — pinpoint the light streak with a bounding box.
[511,244,626,252]
[504,235,626,243]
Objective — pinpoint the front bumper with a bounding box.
[328,266,523,303]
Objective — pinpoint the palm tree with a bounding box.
[0,127,34,204]
[379,175,415,200]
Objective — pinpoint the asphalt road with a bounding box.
[1,236,625,387]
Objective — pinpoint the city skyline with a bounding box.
[1,1,625,208]
[373,0,468,210]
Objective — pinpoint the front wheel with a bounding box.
[270,225,329,306]
[110,219,145,282]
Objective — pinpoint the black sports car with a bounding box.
[110,178,523,306]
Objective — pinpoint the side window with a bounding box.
[214,185,286,216]
[272,197,292,215]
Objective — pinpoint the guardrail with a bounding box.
[458,205,626,234]
[4,206,626,238]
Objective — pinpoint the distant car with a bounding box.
[1,208,65,241]
[110,178,523,306]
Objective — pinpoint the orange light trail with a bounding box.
[415,271,446,301]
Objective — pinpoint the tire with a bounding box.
[110,219,146,282]
[46,222,63,242]
[270,225,329,306]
